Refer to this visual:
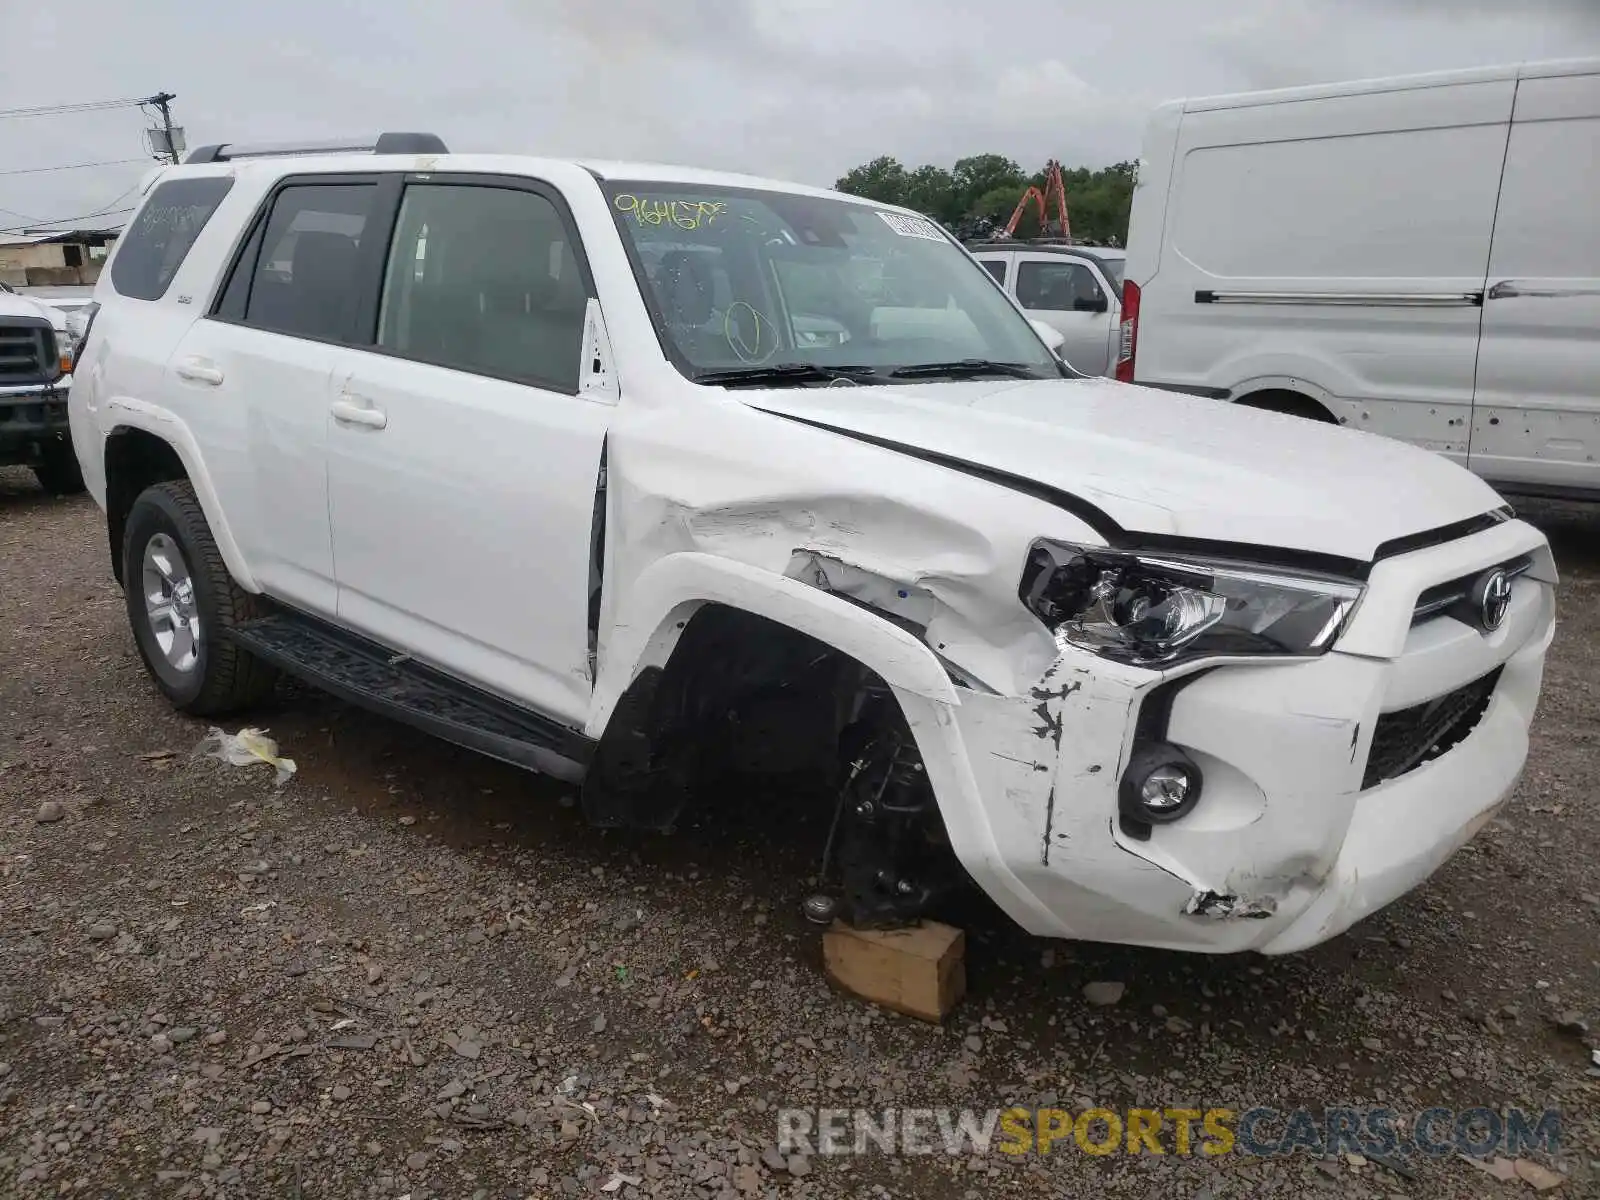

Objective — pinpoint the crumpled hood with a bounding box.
[745,377,1506,563]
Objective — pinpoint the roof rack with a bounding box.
[967,235,1082,247]
[184,132,449,165]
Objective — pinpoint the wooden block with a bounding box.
[822,920,966,1022]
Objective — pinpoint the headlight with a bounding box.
[1019,539,1363,667]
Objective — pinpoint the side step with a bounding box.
[229,613,594,783]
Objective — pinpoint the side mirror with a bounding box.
[1073,295,1109,314]
[1029,319,1066,353]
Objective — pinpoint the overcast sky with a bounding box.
[4,0,1598,231]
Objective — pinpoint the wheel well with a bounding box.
[584,604,915,823]
[583,602,958,924]
[587,605,861,812]
[104,428,188,585]
[1234,388,1338,423]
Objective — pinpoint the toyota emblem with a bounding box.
[1469,568,1513,633]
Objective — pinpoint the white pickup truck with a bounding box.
[69,133,1554,954]
[0,283,82,493]
[967,241,1126,376]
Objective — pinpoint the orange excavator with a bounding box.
[1001,158,1072,241]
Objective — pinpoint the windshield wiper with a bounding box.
[693,363,880,388]
[889,359,1044,381]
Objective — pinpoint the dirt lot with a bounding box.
[2,468,1597,1199]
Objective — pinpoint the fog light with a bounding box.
[1140,764,1192,811]
[1119,742,1203,830]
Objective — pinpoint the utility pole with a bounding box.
[150,92,179,164]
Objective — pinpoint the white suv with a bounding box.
[70,133,1556,954]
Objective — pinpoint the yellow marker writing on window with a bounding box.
[614,194,727,231]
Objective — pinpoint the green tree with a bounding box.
[836,152,1137,244]
[951,154,1025,213]
[834,156,909,206]
[903,164,958,224]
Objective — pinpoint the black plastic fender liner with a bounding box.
[579,665,690,832]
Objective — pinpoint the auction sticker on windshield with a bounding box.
[877,212,945,241]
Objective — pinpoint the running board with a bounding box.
[228,613,594,783]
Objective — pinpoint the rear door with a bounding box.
[172,175,394,616]
[1470,64,1600,496]
[1014,254,1113,375]
[326,174,609,725]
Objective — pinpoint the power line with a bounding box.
[0,97,151,121]
[0,210,135,236]
[1,180,142,225]
[0,157,148,177]
[0,183,145,234]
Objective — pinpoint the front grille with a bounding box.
[1363,666,1502,789]
[1412,555,1533,625]
[0,318,55,385]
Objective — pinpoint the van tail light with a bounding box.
[1115,279,1140,383]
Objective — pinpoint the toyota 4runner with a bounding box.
[70,133,1556,954]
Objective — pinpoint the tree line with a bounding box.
[834,154,1136,245]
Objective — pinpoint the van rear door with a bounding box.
[1470,63,1600,498]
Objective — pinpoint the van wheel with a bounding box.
[32,442,85,495]
[1235,389,1337,423]
[122,480,278,715]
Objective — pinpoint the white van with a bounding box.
[1122,56,1600,502]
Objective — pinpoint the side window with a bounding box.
[109,177,234,301]
[377,183,590,392]
[241,184,380,343]
[980,258,1008,285]
[1016,260,1105,312]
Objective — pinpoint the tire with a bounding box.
[122,480,278,715]
[31,441,85,495]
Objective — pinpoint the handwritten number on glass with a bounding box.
[614,194,727,231]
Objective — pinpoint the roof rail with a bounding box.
[184,132,449,165]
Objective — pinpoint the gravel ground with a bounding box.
[2,467,1597,1199]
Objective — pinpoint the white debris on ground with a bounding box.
[194,726,297,786]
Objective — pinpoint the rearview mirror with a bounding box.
[1029,319,1065,353]
[1073,296,1109,314]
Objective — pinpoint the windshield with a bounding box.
[603,182,1062,383]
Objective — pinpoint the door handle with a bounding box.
[175,358,224,385]
[331,397,388,429]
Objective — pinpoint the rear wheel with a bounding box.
[122,481,278,715]
[31,441,85,495]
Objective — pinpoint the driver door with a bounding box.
[1014,254,1113,375]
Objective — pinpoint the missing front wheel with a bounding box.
[811,701,950,929]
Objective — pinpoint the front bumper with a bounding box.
[924,517,1555,954]
[0,379,72,460]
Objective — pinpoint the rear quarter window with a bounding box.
[109,177,234,302]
